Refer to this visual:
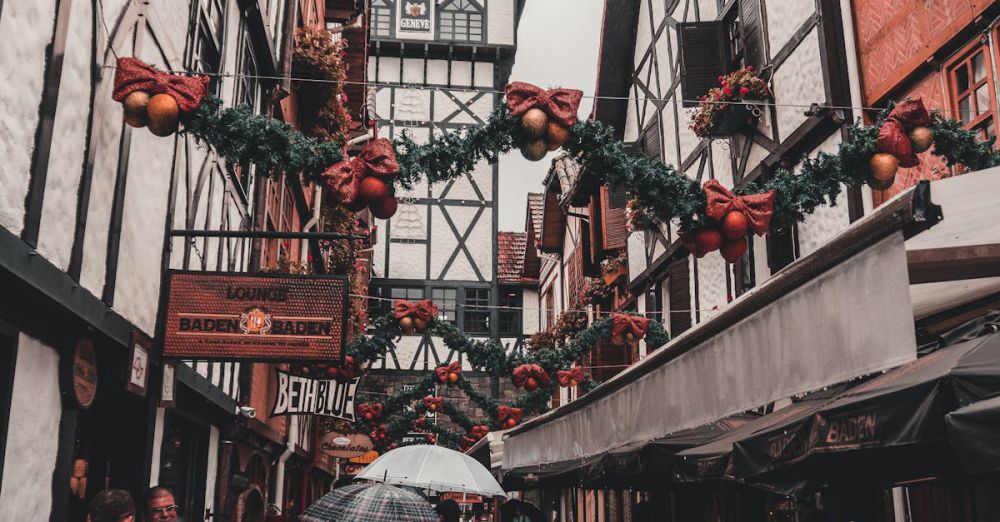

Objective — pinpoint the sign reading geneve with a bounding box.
[162,272,348,362]
[270,369,359,421]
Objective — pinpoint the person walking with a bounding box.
[146,486,180,521]
[88,489,136,522]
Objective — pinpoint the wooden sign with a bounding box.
[270,369,358,420]
[126,331,151,397]
[69,339,98,409]
[319,432,374,459]
[162,271,348,362]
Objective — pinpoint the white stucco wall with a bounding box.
[772,28,823,142]
[765,0,815,52]
[486,0,515,47]
[0,334,62,521]
[0,0,58,235]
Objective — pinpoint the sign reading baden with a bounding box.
[163,272,348,361]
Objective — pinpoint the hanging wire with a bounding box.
[345,291,717,315]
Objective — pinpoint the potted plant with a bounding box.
[689,66,770,139]
[601,250,628,285]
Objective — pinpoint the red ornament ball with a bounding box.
[721,211,750,239]
[695,228,724,253]
[359,176,390,202]
[370,196,398,220]
[720,237,748,263]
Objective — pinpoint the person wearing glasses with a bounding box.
[146,487,179,521]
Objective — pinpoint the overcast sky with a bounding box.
[497,0,605,231]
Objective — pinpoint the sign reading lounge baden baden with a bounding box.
[163,272,349,361]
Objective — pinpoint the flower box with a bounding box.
[708,100,762,138]
[602,263,627,285]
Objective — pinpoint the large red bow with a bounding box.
[611,314,650,340]
[511,364,550,389]
[703,180,776,236]
[112,57,209,114]
[423,396,444,412]
[357,403,383,422]
[497,406,523,425]
[470,425,491,440]
[435,361,462,385]
[504,82,584,128]
[321,138,399,204]
[393,299,439,322]
[877,99,931,168]
[557,367,586,387]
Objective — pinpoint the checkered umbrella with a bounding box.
[299,482,438,522]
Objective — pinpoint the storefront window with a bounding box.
[158,411,209,522]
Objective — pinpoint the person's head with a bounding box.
[146,486,178,521]
[435,498,461,522]
[88,489,135,522]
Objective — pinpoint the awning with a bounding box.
[946,393,1000,475]
[503,182,940,471]
[733,318,1000,483]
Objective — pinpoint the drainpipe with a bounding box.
[300,186,324,265]
[273,415,298,514]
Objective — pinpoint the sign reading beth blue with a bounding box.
[271,368,358,421]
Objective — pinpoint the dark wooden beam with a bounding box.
[907,244,1000,284]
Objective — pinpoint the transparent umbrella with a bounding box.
[299,482,438,522]
[356,444,507,498]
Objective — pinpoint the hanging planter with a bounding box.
[690,67,770,139]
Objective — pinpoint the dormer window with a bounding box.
[438,0,484,43]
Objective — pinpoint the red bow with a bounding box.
[557,367,586,387]
[703,180,776,236]
[321,138,399,204]
[497,406,523,425]
[470,425,490,439]
[435,361,462,385]
[413,415,427,431]
[511,364,550,389]
[504,82,584,128]
[611,314,651,340]
[370,426,389,445]
[877,99,931,168]
[327,356,362,382]
[393,299,440,322]
[357,403,383,422]
[423,396,444,412]
[112,57,209,114]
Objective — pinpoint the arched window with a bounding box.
[371,0,394,38]
[438,0,484,43]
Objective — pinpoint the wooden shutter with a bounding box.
[766,224,797,273]
[668,259,692,339]
[739,0,765,72]
[640,119,662,160]
[677,22,726,107]
[600,186,627,250]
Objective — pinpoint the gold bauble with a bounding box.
[869,153,899,182]
[400,316,415,334]
[520,138,548,161]
[122,91,150,128]
[867,174,895,191]
[545,122,571,151]
[625,332,636,343]
[610,334,625,346]
[520,108,549,138]
[909,126,934,153]
[414,318,428,331]
[147,93,179,137]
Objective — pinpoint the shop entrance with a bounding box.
[158,409,210,521]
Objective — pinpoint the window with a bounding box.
[948,44,997,143]
[463,289,490,333]
[543,290,555,328]
[369,287,424,320]
[498,288,521,335]
[438,0,484,43]
[432,288,457,324]
[189,1,225,94]
[371,0,394,38]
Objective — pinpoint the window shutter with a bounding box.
[739,0,765,72]
[678,21,726,107]
[640,119,662,160]
[668,259,692,339]
[601,186,627,250]
[766,224,797,273]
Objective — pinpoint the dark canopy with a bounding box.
[946,394,1000,475]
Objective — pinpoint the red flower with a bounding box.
[746,65,753,72]
[739,86,750,97]
[723,87,732,96]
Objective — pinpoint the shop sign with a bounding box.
[270,369,358,420]
[126,331,151,397]
[66,339,98,409]
[160,363,176,408]
[399,1,432,33]
[441,492,483,504]
[350,450,380,464]
[319,432,374,458]
[162,272,348,362]
[342,462,366,476]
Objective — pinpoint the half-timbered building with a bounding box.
[361,0,529,426]
[0,0,367,519]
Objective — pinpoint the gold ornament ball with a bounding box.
[545,122,571,151]
[400,316,415,334]
[520,138,549,161]
[869,153,899,182]
[122,91,150,128]
[610,334,625,346]
[414,318,429,331]
[625,332,636,343]
[147,93,180,137]
[909,126,934,153]
[521,108,549,138]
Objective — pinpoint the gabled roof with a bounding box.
[526,192,544,244]
[498,231,531,283]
